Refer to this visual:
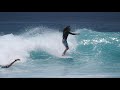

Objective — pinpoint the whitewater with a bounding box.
[0,26,120,78]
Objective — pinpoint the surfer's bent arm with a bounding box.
[0,59,20,68]
[6,60,17,68]
[0,60,16,68]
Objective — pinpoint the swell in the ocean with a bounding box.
[0,26,120,78]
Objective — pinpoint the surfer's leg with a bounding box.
[62,47,69,56]
[62,39,69,56]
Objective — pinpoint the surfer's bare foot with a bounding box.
[62,53,65,56]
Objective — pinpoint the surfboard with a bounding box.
[58,55,72,59]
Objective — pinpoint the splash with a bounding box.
[0,26,78,65]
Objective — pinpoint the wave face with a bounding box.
[0,26,120,78]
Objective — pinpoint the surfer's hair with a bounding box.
[64,26,70,30]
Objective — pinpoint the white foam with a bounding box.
[0,26,78,65]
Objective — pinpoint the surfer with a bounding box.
[62,26,80,56]
[0,59,20,68]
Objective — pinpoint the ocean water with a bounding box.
[0,12,120,78]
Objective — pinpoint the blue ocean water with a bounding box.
[0,12,120,78]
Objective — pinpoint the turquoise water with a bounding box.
[0,25,120,78]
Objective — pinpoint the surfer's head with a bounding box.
[66,26,70,28]
[65,26,71,31]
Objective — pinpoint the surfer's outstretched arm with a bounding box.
[0,59,20,68]
[69,32,80,35]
